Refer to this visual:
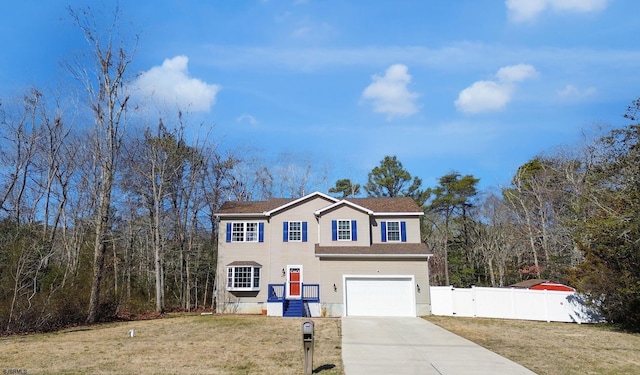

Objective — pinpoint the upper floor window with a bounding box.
[290,222,302,241]
[338,220,351,240]
[332,219,357,241]
[226,222,264,243]
[386,221,401,242]
[381,221,406,242]
[283,221,307,242]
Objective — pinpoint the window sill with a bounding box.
[228,287,261,292]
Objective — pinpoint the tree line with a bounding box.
[1,5,638,333]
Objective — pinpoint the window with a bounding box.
[232,223,245,242]
[227,265,261,291]
[283,221,308,242]
[381,221,407,242]
[289,221,301,241]
[338,220,351,240]
[386,221,401,242]
[226,222,264,242]
[332,219,357,241]
[246,222,258,242]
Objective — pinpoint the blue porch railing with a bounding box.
[268,284,285,302]
[302,284,320,302]
[267,283,320,317]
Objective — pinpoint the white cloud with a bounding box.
[361,64,420,119]
[237,114,258,125]
[455,64,539,114]
[133,55,220,112]
[550,0,609,12]
[496,64,539,83]
[506,0,547,23]
[506,0,609,23]
[557,84,597,99]
[455,81,514,114]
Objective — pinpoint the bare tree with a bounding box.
[503,166,544,279]
[66,5,137,323]
[0,89,43,223]
[503,155,584,280]
[36,95,75,247]
[473,193,523,287]
[272,152,328,198]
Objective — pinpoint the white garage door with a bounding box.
[344,275,416,317]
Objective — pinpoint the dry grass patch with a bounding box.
[425,315,640,375]
[0,314,343,375]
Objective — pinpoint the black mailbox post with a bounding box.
[302,320,314,374]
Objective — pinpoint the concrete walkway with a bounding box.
[341,317,537,375]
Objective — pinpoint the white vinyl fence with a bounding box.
[430,286,604,324]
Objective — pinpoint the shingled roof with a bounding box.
[216,192,422,216]
[315,243,431,257]
[347,197,422,213]
[216,198,294,215]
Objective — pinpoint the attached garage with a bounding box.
[344,275,416,317]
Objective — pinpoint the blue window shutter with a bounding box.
[226,222,232,242]
[259,222,264,242]
[401,221,407,242]
[331,220,337,241]
[381,221,387,242]
[351,220,357,241]
[283,222,288,242]
[302,222,308,242]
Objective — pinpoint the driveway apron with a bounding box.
[341,317,537,375]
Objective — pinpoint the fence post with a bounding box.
[450,285,455,316]
[471,286,477,318]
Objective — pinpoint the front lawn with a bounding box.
[0,314,343,375]
[425,315,640,375]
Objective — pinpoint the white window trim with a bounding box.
[337,219,352,241]
[386,221,401,242]
[288,221,302,242]
[231,221,260,242]
[226,265,261,291]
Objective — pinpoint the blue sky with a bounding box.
[2,0,640,193]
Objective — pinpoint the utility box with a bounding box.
[302,320,314,375]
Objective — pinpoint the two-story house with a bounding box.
[215,191,432,317]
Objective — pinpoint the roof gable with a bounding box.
[216,191,424,218]
[265,191,337,216]
[216,191,337,217]
[313,199,373,216]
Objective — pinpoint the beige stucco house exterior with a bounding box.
[215,191,432,317]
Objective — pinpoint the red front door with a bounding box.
[289,268,301,297]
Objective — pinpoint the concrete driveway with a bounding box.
[341,317,537,375]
